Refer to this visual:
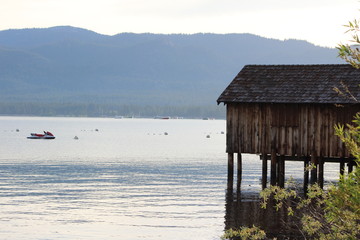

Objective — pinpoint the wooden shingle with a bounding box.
[217,64,360,104]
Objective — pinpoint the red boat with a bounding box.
[27,131,55,139]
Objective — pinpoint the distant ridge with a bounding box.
[0,26,343,117]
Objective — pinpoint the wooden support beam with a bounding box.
[340,160,345,176]
[279,155,285,188]
[237,153,242,193]
[277,155,281,186]
[304,157,310,194]
[348,161,354,173]
[310,153,318,184]
[227,153,234,192]
[318,156,324,189]
[271,149,277,186]
[262,153,268,189]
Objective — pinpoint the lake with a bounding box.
[0,116,341,239]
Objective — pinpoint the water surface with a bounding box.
[0,116,341,239]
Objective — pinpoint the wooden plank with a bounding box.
[330,106,338,157]
[243,104,248,153]
[315,105,322,156]
[238,104,244,154]
[248,103,253,153]
[287,126,293,156]
[271,148,277,186]
[259,104,265,154]
[293,126,299,157]
[254,104,260,153]
[308,105,315,157]
[226,104,233,153]
[301,105,308,156]
[233,104,239,153]
[323,107,329,157]
[280,126,286,155]
[265,104,272,153]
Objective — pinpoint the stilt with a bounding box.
[310,152,317,184]
[278,155,285,188]
[318,156,324,189]
[270,149,277,186]
[304,157,310,194]
[236,153,242,193]
[227,153,234,192]
[277,155,281,186]
[261,153,268,189]
[348,161,354,173]
[340,160,345,176]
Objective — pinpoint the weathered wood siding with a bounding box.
[226,103,360,157]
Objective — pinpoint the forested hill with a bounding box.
[0,26,342,117]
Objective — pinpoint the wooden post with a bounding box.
[340,160,345,176]
[277,155,281,186]
[310,152,317,184]
[227,153,234,191]
[304,157,310,194]
[318,156,324,189]
[340,147,345,176]
[279,155,285,188]
[270,149,277,186]
[236,153,242,193]
[262,153,268,189]
[348,161,354,173]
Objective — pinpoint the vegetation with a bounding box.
[223,19,360,240]
[222,226,266,240]
[0,102,226,119]
[338,19,360,69]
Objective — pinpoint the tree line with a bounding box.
[0,102,226,119]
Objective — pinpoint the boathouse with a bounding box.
[217,64,360,191]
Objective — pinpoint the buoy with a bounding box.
[206,135,211,138]
[74,136,79,140]
[164,132,168,135]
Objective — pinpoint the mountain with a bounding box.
[0,26,343,116]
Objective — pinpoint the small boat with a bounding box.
[154,116,170,120]
[27,131,55,139]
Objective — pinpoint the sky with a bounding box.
[0,0,359,47]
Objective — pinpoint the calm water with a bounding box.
[0,116,341,239]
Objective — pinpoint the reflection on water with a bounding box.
[224,155,341,239]
[224,190,304,239]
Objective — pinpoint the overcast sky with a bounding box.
[1,0,359,47]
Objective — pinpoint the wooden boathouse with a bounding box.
[217,64,360,191]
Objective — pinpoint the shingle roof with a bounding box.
[217,64,360,104]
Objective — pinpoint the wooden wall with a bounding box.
[226,103,360,157]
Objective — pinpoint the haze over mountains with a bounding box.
[0,26,343,117]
